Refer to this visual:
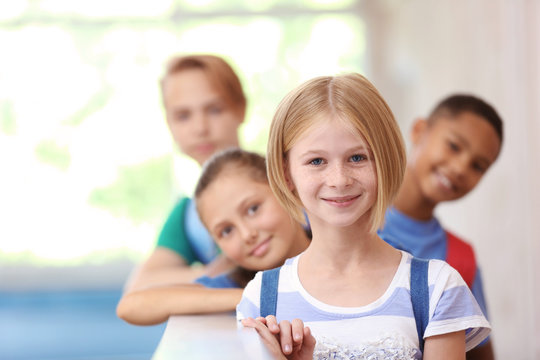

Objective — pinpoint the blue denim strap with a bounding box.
[260,267,281,318]
[411,257,429,353]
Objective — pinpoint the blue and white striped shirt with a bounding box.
[237,251,490,359]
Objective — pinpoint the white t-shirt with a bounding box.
[237,251,490,359]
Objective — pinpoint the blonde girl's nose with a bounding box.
[327,163,353,188]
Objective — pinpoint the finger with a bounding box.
[302,326,317,353]
[250,322,286,360]
[255,316,267,324]
[265,315,280,333]
[241,317,257,328]
[278,320,293,355]
[291,318,304,348]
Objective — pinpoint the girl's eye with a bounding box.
[309,158,323,166]
[219,226,233,238]
[247,204,259,216]
[350,154,366,162]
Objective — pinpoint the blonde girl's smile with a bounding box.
[321,194,362,207]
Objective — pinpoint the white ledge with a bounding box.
[152,313,273,359]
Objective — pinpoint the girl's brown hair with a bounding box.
[195,147,267,202]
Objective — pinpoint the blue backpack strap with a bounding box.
[410,257,430,353]
[260,266,281,318]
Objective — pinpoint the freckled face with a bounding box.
[197,171,305,271]
[286,117,378,229]
[409,111,501,205]
[162,69,242,166]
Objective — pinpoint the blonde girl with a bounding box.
[238,74,490,359]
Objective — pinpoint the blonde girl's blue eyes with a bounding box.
[350,154,366,162]
[308,154,367,166]
[309,158,323,166]
[247,204,259,216]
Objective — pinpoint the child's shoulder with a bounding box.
[421,256,491,349]
[427,258,463,281]
[422,256,474,308]
[403,251,468,289]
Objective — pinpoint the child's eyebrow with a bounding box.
[298,150,325,158]
[171,107,190,114]
[203,97,225,107]
[238,192,265,211]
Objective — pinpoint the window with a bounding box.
[0,0,365,266]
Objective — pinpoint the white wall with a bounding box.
[362,0,540,358]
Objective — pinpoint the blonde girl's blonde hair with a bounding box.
[267,73,406,233]
[160,54,247,119]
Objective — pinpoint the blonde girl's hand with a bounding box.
[242,316,316,360]
[242,317,286,359]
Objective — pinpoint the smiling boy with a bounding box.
[379,94,503,360]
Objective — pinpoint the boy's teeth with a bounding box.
[440,175,452,188]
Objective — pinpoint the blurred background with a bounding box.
[0,0,538,359]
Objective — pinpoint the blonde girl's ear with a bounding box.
[283,161,295,192]
[410,118,429,145]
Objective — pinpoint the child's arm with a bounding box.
[123,247,207,292]
[466,270,495,360]
[423,330,466,360]
[124,249,235,292]
[116,284,243,325]
[242,316,316,360]
[124,197,234,292]
[466,339,494,360]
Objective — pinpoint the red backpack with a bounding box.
[445,230,477,289]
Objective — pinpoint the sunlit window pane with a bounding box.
[0,0,29,21]
[38,0,174,17]
[0,5,365,265]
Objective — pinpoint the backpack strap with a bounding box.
[410,257,430,354]
[445,231,477,289]
[261,259,431,353]
[260,266,281,318]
